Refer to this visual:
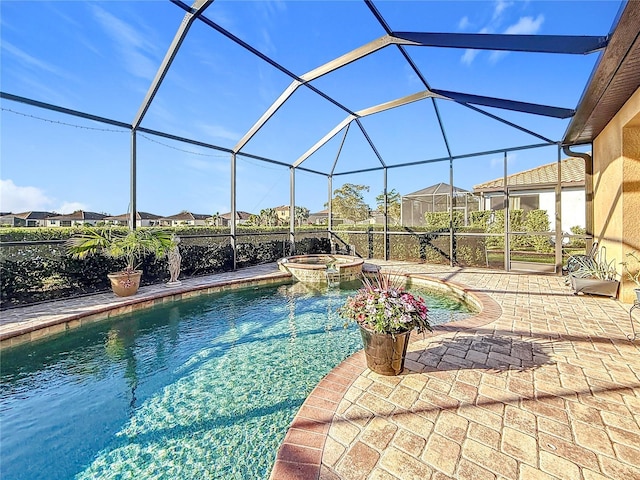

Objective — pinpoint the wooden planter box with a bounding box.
[570,275,619,298]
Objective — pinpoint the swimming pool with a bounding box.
[0,281,474,480]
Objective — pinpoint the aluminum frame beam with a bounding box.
[391,32,609,55]
[432,89,575,119]
[133,0,214,129]
[292,90,443,168]
[233,35,396,153]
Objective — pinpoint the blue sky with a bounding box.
[0,0,622,217]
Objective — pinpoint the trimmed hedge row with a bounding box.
[1,228,330,308]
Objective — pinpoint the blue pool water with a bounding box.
[0,281,474,480]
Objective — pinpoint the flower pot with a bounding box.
[107,270,142,297]
[570,275,619,298]
[359,326,411,376]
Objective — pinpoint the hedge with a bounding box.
[1,227,330,308]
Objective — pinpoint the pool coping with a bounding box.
[0,266,292,348]
[268,273,502,480]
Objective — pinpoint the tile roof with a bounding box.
[219,211,253,220]
[105,211,162,221]
[14,211,54,220]
[47,210,107,220]
[161,212,210,221]
[473,156,585,192]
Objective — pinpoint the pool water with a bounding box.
[0,282,474,480]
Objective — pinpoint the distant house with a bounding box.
[274,205,290,224]
[104,211,162,227]
[401,183,480,227]
[46,210,107,227]
[473,156,585,232]
[217,211,253,226]
[0,211,53,227]
[159,211,211,227]
[308,209,328,225]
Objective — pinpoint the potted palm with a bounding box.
[568,246,619,298]
[339,273,431,376]
[66,228,175,297]
[621,251,640,302]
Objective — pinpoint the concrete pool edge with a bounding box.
[269,274,502,480]
[0,266,292,349]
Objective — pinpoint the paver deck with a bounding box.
[271,261,640,480]
[2,261,639,480]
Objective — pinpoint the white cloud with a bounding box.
[57,202,89,214]
[458,16,470,30]
[0,179,52,212]
[0,179,88,214]
[504,14,544,35]
[1,41,72,79]
[89,5,158,80]
[460,27,490,66]
[493,1,514,21]
[461,49,480,66]
[489,15,544,64]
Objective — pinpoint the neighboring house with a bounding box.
[274,205,290,224]
[0,211,54,227]
[104,211,162,227]
[308,209,328,225]
[159,211,211,227]
[401,183,480,227]
[46,210,107,227]
[473,156,585,232]
[217,211,253,226]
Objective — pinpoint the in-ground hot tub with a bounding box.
[277,254,364,284]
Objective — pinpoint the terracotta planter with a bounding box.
[570,275,619,298]
[107,270,142,297]
[359,326,411,376]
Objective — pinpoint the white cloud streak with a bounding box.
[0,179,88,213]
[89,5,158,80]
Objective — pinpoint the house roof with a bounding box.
[404,183,470,197]
[473,157,585,193]
[309,209,329,216]
[219,211,253,220]
[104,211,162,221]
[274,205,289,211]
[47,210,107,221]
[161,211,210,221]
[564,1,640,145]
[14,211,54,220]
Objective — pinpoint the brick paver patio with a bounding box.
[270,261,640,480]
[2,262,639,479]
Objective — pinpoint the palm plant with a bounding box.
[66,228,175,273]
[621,251,640,287]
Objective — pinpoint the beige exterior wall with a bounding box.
[593,87,640,303]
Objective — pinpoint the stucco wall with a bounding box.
[593,87,640,303]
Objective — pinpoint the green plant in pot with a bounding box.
[621,251,640,302]
[339,273,432,376]
[568,247,619,298]
[66,228,175,297]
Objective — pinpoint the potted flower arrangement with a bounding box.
[66,228,175,297]
[339,273,431,376]
[621,250,640,303]
[568,246,619,298]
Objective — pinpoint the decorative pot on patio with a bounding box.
[570,275,620,299]
[339,272,432,377]
[359,327,411,376]
[107,270,142,297]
